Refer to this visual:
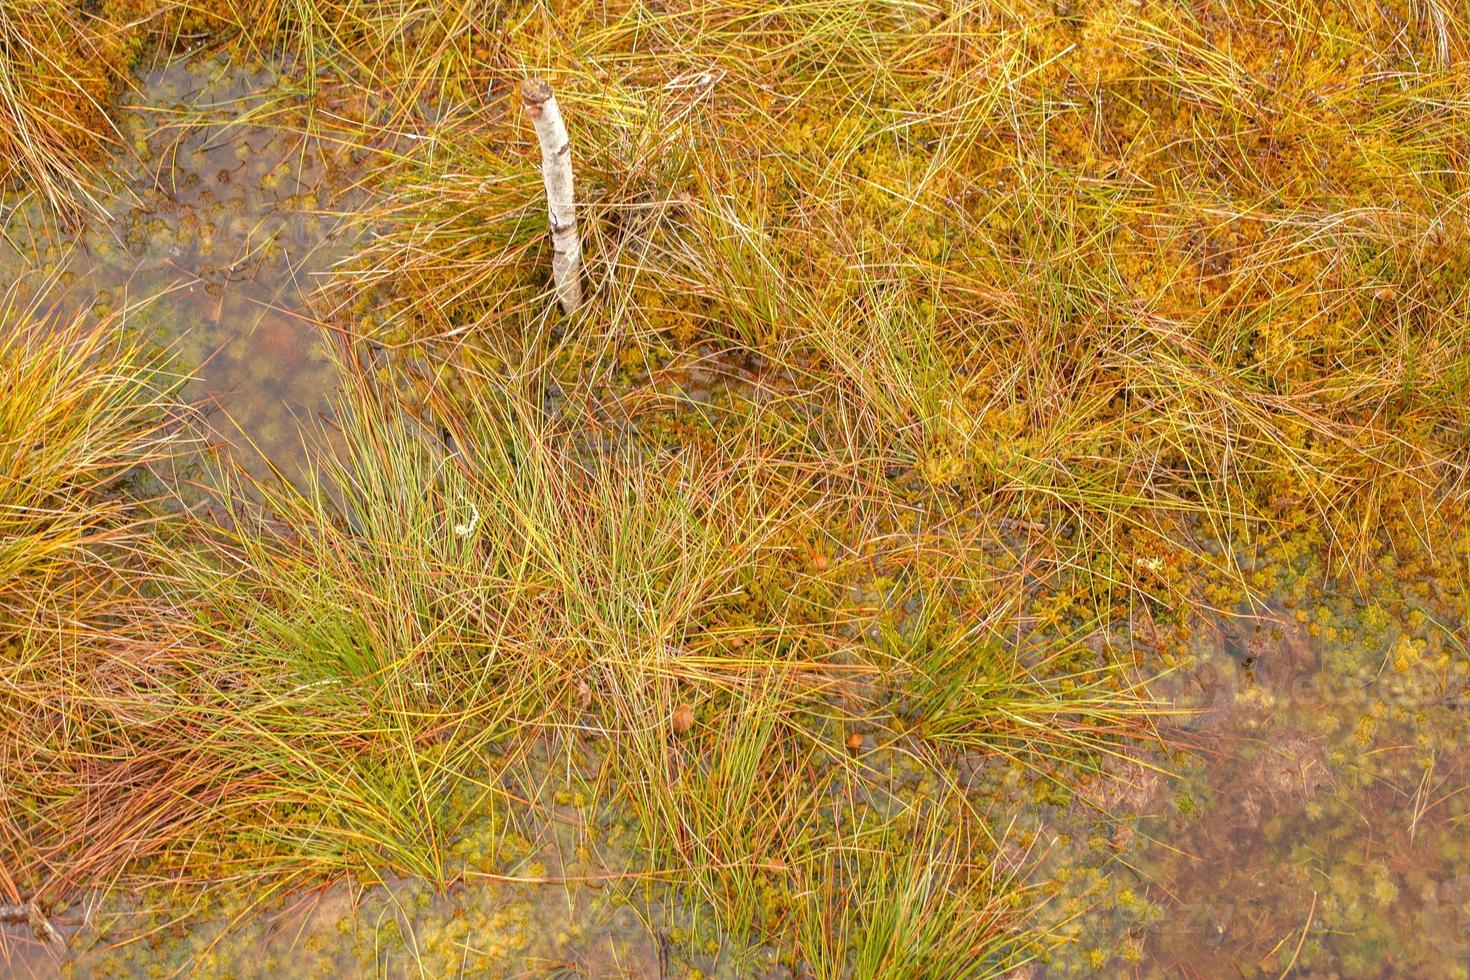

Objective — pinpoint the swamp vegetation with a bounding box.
[1,1,1469,977]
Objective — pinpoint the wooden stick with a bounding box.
[521,77,582,315]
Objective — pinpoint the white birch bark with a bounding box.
[521,77,582,315]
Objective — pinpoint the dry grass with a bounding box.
[2,0,1469,974]
[0,302,182,905]
[0,1,134,215]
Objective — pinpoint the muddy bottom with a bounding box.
[1050,588,1470,978]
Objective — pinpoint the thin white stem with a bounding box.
[521,77,582,315]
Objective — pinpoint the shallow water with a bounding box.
[1045,585,1470,978]
[0,54,358,484]
[1143,606,1468,976]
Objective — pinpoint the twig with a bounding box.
[1277,890,1316,979]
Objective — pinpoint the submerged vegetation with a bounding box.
[1,1,1468,976]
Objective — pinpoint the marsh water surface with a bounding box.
[0,56,355,484]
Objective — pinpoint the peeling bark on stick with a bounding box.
[521,77,582,315]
